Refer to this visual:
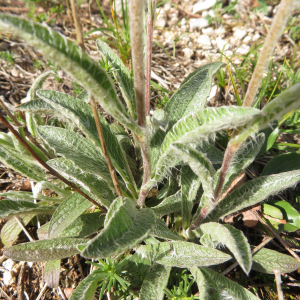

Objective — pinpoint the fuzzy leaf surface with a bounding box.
[252,248,300,274]
[96,39,136,118]
[36,92,136,196]
[1,214,34,247]
[0,191,57,203]
[48,158,114,207]
[151,218,184,241]
[151,191,182,216]
[180,165,202,229]
[209,170,300,221]
[44,260,60,288]
[18,99,55,114]
[58,212,105,238]
[136,241,231,267]
[190,266,220,300]
[140,263,171,300]
[0,200,56,218]
[0,14,140,134]
[4,238,88,262]
[0,147,45,181]
[81,198,156,258]
[49,193,92,239]
[198,267,260,300]
[198,222,252,274]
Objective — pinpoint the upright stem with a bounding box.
[90,95,122,197]
[70,0,85,50]
[130,0,146,127]
[145,0,156,115]
[243,0,294,107]
[0,112,106,211]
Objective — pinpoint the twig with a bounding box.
[90,95,122,197]
[45,13,58,24]
[274,269,284,300]
[17,262,26,300]
[221,235,273,276]
[0,286,11,300]
[57,286,67,300]
[0,112,107,211]
[36,283,47,300]
[0,96,52,160]
[70,0,85,50]
[243,0,294,107]
[250,209,300,263]
[14,216,34,242]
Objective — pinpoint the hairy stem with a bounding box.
[90,95,122,197]
[130,0,146,127]
[243,0,294,107]
[70,0,85,50]
[145,0,156,115]
[0,112,107,212]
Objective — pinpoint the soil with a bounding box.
[0,0,299,299]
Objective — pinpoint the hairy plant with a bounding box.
[0,0,300,299]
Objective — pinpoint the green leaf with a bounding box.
[0,191,58,203]
[151,218,184,241]
[218,133,265,197]
[262,152,300,176]
[181,62,225,86]
[165,69,212,124]
[1,214,34,247]
[151,191,182,216]
[58,212,105,238]
[198,267,260,300]
[18,99,55,114]
[140,263,171,300]
[209,170,300,221]
[198,222,252,274]
[136,241,232,267]
[0,14,140,134]
[37,222,49,240]
[190,266,220,300]
[0,146,46,181]
[69,273,103,300]
[252,248,300,274]
[96,39,136,119]
[49,193,92,239]
[48,158,114,207]
[81,197,156,258]
[44,260,60,288]
[4,237,88,262]
[0,200,56,219]
[146,106,262,190]
[180,165,202,229]
[175,144,214,200]
[36,92,137,197]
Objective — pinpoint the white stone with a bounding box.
[190,18,209,31]
[3,271,16,286]
[225,50,233,56]
[156,9,167,28]
[208,9,215,17]
[181,34,191,44]
[252,33,261,42]
[3,259,16,271]
[182,48,194,59]
[197,35,211,47]
[207,84,218,101]
[215,26,226,36]
[213,37,230,51]
[236,44,250,55]
[233,29,247,40]
[164,3,171,11]
[193,0,217,13]
[243,35,252,43]
[202,27,214,36]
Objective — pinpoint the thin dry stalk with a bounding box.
[14,216,34,242]
[90,95,122,197]
[70,0,85,50]
[243,0,295,107]
[250,209,300,263]
[17,262,26,300]
[130,0,146,127]
[145,0,156,115]
[274,269,284,300]
[0,112,107,211]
